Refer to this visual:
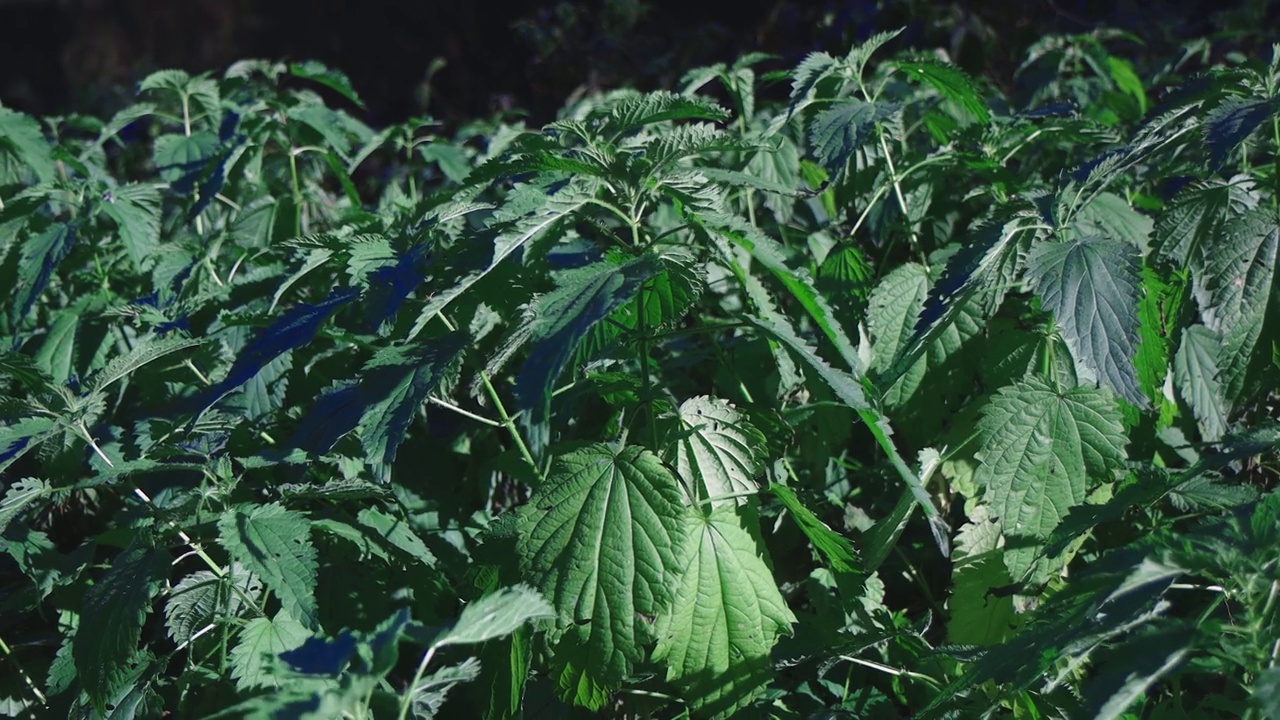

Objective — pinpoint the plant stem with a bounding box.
[635,280,658,449]
[398,645,438,720]
[0,633,47,706]
[437,313,544,482]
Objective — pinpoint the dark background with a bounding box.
[0,0,1276,127]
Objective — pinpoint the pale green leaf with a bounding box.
[229,611,311,691]
[1191,207,1278,405]
[0,477,53,535]
[768,484,859,574]
[517,444,690,707]
[356,507,436,565]
[0,107,56,182]
[1173,325,1228,442]
[1026,235,1145,406]
[895,59,990,124]
[437,585,554,647]
[669,396,767,506]
[218,503,319,629]
[100,183,162,270]
[91,335,203,394]
[652,506,796,718]
[1071,191,1153,253]
[975,378,1127,577]
[35,312,78,385]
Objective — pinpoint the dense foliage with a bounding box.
[1,27,1279,719]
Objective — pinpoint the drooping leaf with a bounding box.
[436,585,554,647]
[218,503,319,629]
[1202,96,1280,170]
[0,107,56,182]
[193,288,358,415]
[99,183,162,270]
[229,611,311,691]
[35,311,79,385]
[596,90,729,138]
[698,211,862,372]
[91,334,204,394]
[1190,207,1278,405]
[1026,235,1146,406]
[356,335,464,477]
[808,99,898,178]
[408,179,595,340]
[1173,325,1228,441]
[516,255,661,455]
[1152,176,1259,267]
[517,444,690,708]
[895,59,991,124]
[975,378,1127,579]
[12,223,76,326]
[669,396,767,506]
[289,60,365,108]
[355,506,437,565]
[73,547,169,711]
[1071,191,1153,253]
[768,484,860,574]
[652,506,796,718]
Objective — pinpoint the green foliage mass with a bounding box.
[1,31,1280,720]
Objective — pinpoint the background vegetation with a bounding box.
[2,1,1280,718]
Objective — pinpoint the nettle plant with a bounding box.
[1,28,1279,719]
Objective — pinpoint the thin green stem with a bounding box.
[398,645,438,720]
[0,633,47,706]
[635,280,658,449]
[876,130,926,268]
[437,313,543,482]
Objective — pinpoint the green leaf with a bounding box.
[0,477,53,535]
[517,255,662,454]
[652,506,796,718]
[437,585,554,647]
[1026,235,1145,406]
[0,107,56,182]
[289,60,365,108]
[1191,207,1278,405]
[218,504,319,630]
[35,311,78,385]
[408,179,595,340]
[669,396,767,506]
[699,212,862,372]
[808,99,898,177]
[355,336,464,478]
[1071,191,1153,253]
[1203,96,1280,170]
[947,509,1016,645]
[744,312,866,410]
[1173,325,1228,441]
[1152,176,1259,267]
[868,263,930,376]
[768,484,860,574]
[355,507,436,565]
[895,59,990,124]
[975,378,1127,578]
[153,131,218,189]
[164,568,261,646]
[787,52,837,116]
[99,183,162,271]
[229,611,311,691]
[12,223,76,326]
[91,335,203,394]
[517,444,690,708]
[73,547,169,711]
[596,90,729,138]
